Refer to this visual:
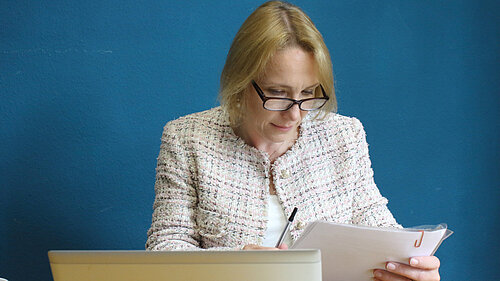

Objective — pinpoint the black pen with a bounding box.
[275,207,298,248]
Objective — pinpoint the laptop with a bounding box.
[48,249,321,281]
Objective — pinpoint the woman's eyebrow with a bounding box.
[304,83,320,89]
[261,83,320,89]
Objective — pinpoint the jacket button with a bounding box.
[280,170,290,179]
[296,221,306,229]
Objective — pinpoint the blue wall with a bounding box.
[1,1,499,280]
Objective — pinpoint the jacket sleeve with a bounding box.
[349,118,402,229]
[146,122,202,250]
[145,122,243,251]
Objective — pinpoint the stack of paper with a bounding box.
[291,221,452,281]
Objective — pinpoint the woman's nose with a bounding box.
[283,103,301,121]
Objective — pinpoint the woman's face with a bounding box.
[240,47,319,146]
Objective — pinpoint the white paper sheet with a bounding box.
[291,221,452,281]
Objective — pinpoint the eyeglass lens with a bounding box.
[264,98,327,111]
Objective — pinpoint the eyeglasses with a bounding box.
[251,80,329,111]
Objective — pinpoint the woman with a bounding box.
[146,1,441,280]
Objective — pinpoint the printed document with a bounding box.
[291,221,452,281]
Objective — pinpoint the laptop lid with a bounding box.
[48,250,321,281]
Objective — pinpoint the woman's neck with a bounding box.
[233,124,298,162]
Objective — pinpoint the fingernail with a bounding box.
[374,270,383,278]
[387,262,396,270]
[410,258,419,266]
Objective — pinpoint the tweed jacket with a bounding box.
[146,107,400,251]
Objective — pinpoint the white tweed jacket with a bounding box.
[146,107,400,251]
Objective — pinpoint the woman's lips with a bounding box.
[272,123,294,132]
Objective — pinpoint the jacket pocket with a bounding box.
[196,207,228,240]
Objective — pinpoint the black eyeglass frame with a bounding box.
[251,80,329,111]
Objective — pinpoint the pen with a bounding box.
[275,207,298,248]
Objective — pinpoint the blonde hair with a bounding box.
[219,1,337,126]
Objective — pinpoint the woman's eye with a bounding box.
[302,90,314,96]
[268,89,286,96]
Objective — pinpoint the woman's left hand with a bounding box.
[373,256,440,281]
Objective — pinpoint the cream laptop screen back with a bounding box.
[48,250,321,281]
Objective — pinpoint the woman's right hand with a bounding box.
[242,244,288,250]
